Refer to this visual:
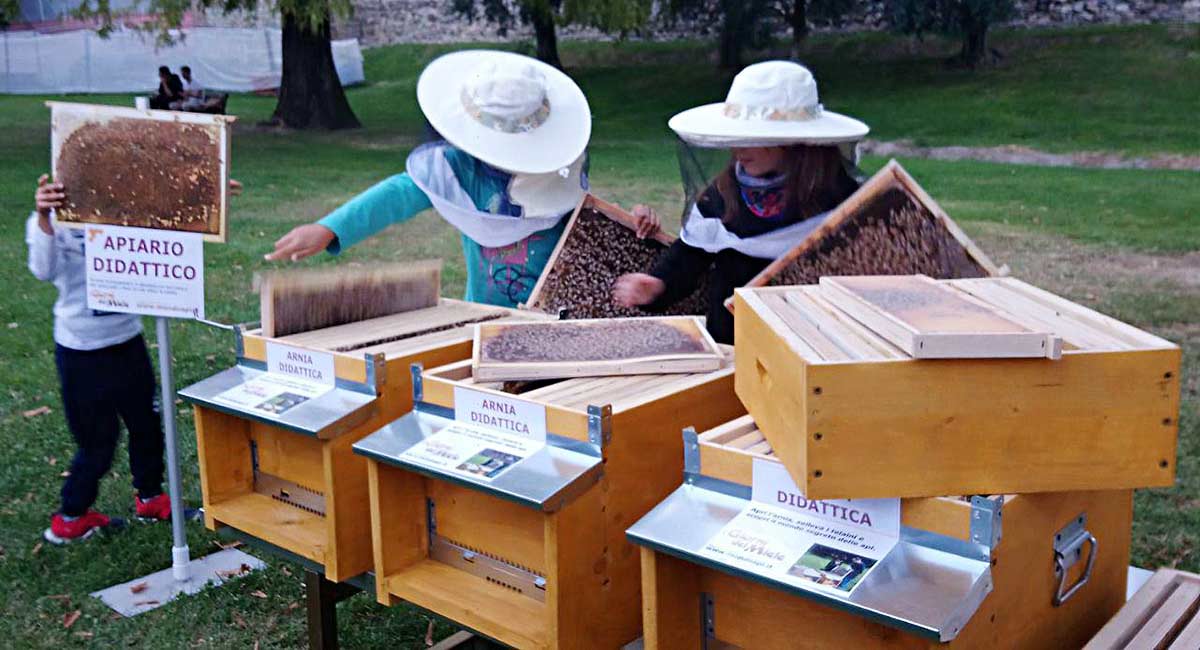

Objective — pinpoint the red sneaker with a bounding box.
[135,493,172,522]
[44,511,112,545]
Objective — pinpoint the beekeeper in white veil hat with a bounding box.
[267,49,658,307]
[613,60,869,343]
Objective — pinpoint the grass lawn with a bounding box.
[0,23,1196,648]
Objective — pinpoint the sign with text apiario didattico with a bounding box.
[84,224,205,319]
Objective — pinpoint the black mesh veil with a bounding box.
[673,135,866,227]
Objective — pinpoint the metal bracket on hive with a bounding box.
[249,440,327,516]
[1053,512,1097,607]
[426,498,547,602]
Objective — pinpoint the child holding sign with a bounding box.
[27,174,174,544]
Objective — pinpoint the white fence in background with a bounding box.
[0,27,365,94]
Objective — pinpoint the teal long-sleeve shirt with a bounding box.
[318,148,568,308]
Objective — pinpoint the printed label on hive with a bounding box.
[266,342,336,387]
[454,386,547,442]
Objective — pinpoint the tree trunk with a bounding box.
[269,11,361,130]
[529,6,563,69]
[790,0,809,60]
[718,1,743,68]
[958,22,988,68]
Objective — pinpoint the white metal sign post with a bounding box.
[83,223,263,616]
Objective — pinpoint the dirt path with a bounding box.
[862,140,1200,172]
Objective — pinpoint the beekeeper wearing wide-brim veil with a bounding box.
[267,50,659,308]
[613,60,869,343]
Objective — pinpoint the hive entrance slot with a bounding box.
[429,534,547,602]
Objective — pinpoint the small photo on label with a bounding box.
[256,392,310,415]
[787,544,878,593]
[456,448,523,479]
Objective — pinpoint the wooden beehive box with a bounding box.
[730,160,999,310]
[1086,569,1200,649]
[630,417,1133,649]
[354,355,743,648]
[48,101,234,242]
[524,193,708,318]
[181,299,545,581]
[733,276,1181,500]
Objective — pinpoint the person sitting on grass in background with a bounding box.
[171,65,205,111]
[150,66,183,110]
[28,175,174,544]
[612,61,867,343]
[266,49,658,307]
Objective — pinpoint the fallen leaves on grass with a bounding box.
[217,563,252,578]
[23,406,51,418]
[47,594,71,603]
[213,539,242,551]
[130,582,148,594]
[232,612,247,629]
[249,590,268,599]
[62,610,81,628]
[31,542,43,556]
[279,565,291,577]
[425,620,435,646]
[74,631,93,639]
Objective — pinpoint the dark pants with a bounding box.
[55,335,164,516]
[149,94,173,110]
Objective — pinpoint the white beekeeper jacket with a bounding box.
[26,212,142,351]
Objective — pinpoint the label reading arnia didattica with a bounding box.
[266,342,336,387]
[453,386,547,442]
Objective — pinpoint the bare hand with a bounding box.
[630,204,661,239]
[265,223,335,262]
[613,273,666,308]
[35,174,64,219]
[229,179,243,196]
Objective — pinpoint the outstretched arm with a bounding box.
[265,173,433,261]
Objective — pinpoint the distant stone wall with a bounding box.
[203,0,1200,49]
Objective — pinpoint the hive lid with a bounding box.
[180,363,377,439]
[353,402,603,512]
[818,275,1063,359]
[738,276,1176,365]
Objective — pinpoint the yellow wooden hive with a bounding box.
[629,415,1133,649]
[353,354,744,649]
[733,276,1181,500]
[180,299,544,581]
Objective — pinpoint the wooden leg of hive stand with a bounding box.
[304,570,359,650]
